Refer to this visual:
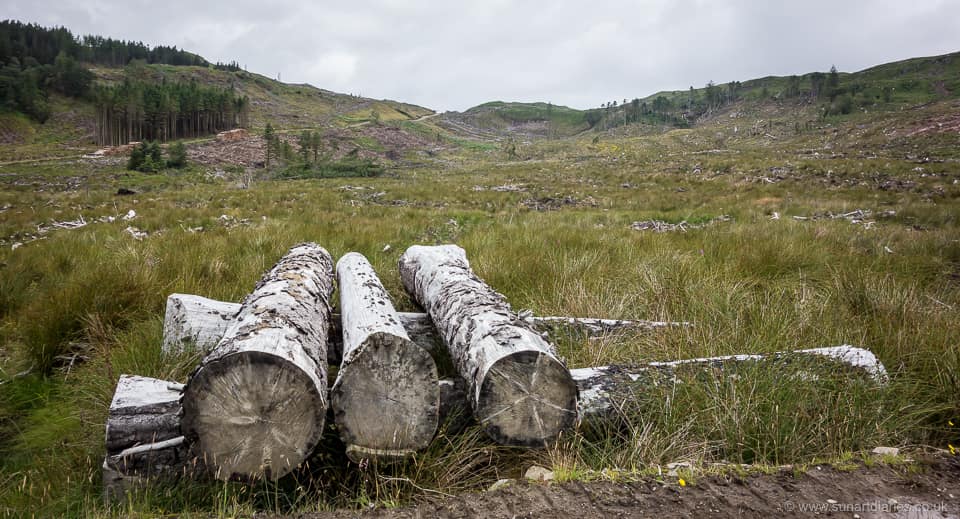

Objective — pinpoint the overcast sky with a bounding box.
[4,0,960,111]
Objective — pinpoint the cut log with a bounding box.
[103,346,886,498]
[162,294,239,354]
[102,375,192,502]
[332,252,439,461]
[106,375,184,453]
[436,345,889,431]
[180,243,335,481]
[398,244,578,446]
[161,293,687,357]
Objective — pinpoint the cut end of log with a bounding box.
[180,351,326,481]
[331,332,439,462]
[477,350,578,446]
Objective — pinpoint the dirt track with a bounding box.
[291,455,960,518]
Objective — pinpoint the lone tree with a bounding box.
[827,65,840,100]
[167,141,187,169]
[263,123,275,168]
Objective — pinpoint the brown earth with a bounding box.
[286,455,960,519]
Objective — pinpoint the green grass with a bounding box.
[0,77,959,517]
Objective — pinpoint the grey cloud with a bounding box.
[2,0,958,111]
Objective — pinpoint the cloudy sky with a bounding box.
[4,0,959,111]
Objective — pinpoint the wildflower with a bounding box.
[950,444,956,456]
[678,478,686,487]
[949,420,955,427]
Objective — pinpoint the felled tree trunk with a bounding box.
[332,252,439,461]
[102,375,191,502]
[162,294,240,354]
[180,243,335,481]
[104,347,886,497]
[398,244,578,446]
[437,345,889,432]
[161,294,686,358]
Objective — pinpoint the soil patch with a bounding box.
[291,455,960,518]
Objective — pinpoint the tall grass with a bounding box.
[0,118,958,516]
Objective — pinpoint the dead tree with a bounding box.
[180,243,335,480]
[332,252,439,461]
[398,244,578,446]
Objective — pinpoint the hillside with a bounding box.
[1,21,959,517]
[433,51,960,142]
[0,64,436,163]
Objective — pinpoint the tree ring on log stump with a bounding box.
[331,331,439,462]
[180,351,325,481]
[476,350,578,446]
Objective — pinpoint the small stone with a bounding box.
[826,499,837,504]
[524,465,555,482]
[872,446,900,456]
[854,514,861,519]
[488,478,514,491]
[887,498,898,506]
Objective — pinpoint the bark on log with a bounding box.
[161,294,686,358]
[102,375,192,502]
[103,345,885,498]
[332,252,439,461]
[180,243,335,481]
[162,294,240,353]
[398,244,578,446]
[437,345,889,431]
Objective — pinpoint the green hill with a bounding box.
[439,51,960,141]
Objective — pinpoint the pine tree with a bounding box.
[167,141,187,168]
[263,123,275,168]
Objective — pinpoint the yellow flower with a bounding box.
[950,420,955,427]
[678,478,686,487]
[950,444,957,456]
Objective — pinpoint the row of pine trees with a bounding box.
[93,79,250,146]
[0,20,208,69]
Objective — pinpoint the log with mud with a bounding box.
[180,243,335,481]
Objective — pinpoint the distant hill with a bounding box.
[440,51,960,140]
[0,20,434,160]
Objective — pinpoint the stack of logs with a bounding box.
[104,243,888,499]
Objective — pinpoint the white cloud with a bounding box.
[307,52,360,87]
[2,0,958,111]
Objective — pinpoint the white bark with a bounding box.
[102,346,885,498]
[102,375,192,502]
[162,294,240,353]
[438,345,889,430]
[398,244,578,446]
[161,294,686,357]
[180,243,335,481]
[332,252,439,461]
